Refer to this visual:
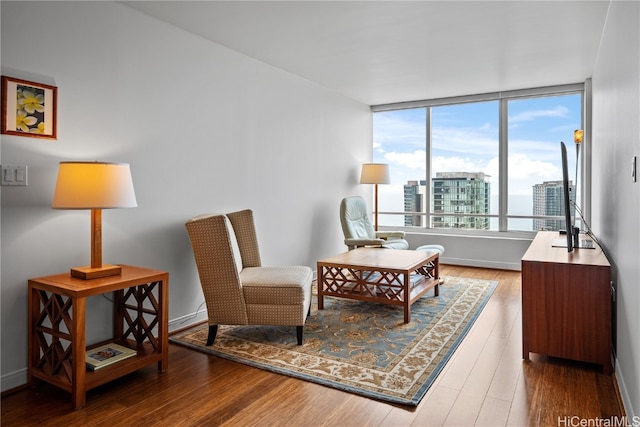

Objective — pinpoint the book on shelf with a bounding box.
[86,343,137,371]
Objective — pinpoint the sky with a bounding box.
[372,93,582,229]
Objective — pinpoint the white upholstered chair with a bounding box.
[339,196,409,250]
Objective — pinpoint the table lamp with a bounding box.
[52,161,137,280]
[360,163,390,231]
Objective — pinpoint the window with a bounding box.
[372,85,583,233]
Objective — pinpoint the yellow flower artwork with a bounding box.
[1,76,57,140]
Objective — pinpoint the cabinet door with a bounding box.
[522,260,611,368]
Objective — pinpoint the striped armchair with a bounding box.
[185,209,312,345]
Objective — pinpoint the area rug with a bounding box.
[169,276,498,406]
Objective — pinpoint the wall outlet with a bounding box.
[1,165,28,186]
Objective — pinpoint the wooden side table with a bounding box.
[27,265,169,409]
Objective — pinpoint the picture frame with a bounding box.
[1,75,57,140]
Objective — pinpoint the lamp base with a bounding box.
[70,264,122,280]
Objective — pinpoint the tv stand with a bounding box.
[552,228,595,249]
[521,231,612,373]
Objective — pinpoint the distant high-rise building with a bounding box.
[532,180,574,231]
[404,172,491,229]
[404,180,427,226]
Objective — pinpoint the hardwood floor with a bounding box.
[2,266,626,426]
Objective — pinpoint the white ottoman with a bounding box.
[416,244,445,256]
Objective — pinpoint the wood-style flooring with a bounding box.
[1,265,626,426]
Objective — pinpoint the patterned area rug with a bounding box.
[170,276,498,406]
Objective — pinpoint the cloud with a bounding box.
[373,111,426,150]
[509,153,559,179]
[433,155,485,174]
[385,150,426,170]
[430,123,498,158]
[505,153,561,195]
[374,104,571,200]
[509,105,569,123]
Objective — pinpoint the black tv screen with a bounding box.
[560,141,573,252]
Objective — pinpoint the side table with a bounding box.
[27,265,169,409]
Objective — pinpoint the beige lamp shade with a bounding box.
[574,129,584,144]
[52,161,137,209]
[52,161,137,280]
[360,163,390,185]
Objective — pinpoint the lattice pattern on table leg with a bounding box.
[121,282,161,351]
[322,267,379,297]
[34,290,73,380]
[371,271,405,301]
[323,268,413,300]
[321,267,353,291]
[416,261,437,279]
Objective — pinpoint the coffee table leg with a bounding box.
[318,265,324,310]
[434,256,440,296]
[404,273,410,323]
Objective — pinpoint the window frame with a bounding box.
[371,83,587,237]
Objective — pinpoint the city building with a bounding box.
[532,180,575,231]
[404,172,491,229]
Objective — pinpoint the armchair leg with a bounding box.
[296,326,303,345]
[206,325,218,346]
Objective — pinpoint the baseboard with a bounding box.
[168,308,208,333]
[440,257,522,271]
[1,368,27,394]
[615,357,637,421]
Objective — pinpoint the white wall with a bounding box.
[404,231,532,271]
[0,1,370,391]
[592,0,640,417]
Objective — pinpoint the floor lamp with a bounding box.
[360,163,390,231]
[52,161,137,280]
[574,129,583,229]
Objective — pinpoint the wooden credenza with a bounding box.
[521,231,613,374]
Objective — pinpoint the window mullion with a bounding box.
[499,98,509,231]
[425,107,432,228]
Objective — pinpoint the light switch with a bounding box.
[1,165,28,186]
[3,168,14,182]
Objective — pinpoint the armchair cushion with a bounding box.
[340,196,376,240]
[241,266,312,306]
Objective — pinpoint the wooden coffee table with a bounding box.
[317,248,440,323]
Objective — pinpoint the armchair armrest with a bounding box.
[375,231,406,240]
[344,238,385,247]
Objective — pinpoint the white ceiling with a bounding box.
[123,1,610,106]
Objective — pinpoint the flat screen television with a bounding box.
[560,141,574,252]
[553,141,594,251]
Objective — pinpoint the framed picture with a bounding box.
[1,76,57,140]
